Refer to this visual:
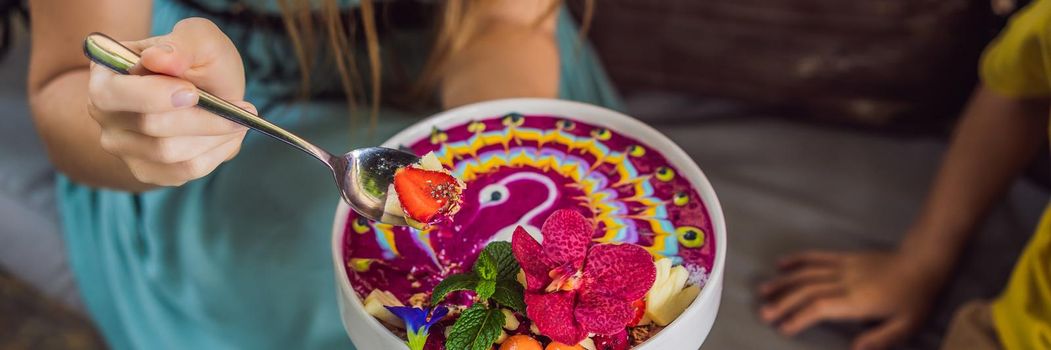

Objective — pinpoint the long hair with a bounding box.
[0,0,26,61]
[276,0,593,129]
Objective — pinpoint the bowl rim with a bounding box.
[331,97,728,348]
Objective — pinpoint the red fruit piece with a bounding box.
[393,166,461,223]
[628,299,646,327]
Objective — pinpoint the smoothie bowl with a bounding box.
[331,99,726,350]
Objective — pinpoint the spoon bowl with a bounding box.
[335,148,418,225]
[84,32,419,225]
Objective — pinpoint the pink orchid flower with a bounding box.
[512,209,656,345]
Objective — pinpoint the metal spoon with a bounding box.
[84,32,416,226]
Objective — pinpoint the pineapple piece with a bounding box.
[644,258,696,326]
[502,309,520,330]
[419,152,444,171]
[364,298,404,328]
[650,285,701,326]
[579,338,597,350]
[645,262,688,322]
[365,289,403,307]
[364,290,405,328]
[516,269,527,287]
[382,183,405,222]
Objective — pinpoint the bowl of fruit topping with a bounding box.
[331,98,726,350]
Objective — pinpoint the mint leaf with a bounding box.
[476,279,496,301]
[481,241,519,281]
[431,273,478,305]
[491,280,526,313]
[474,250,497,281]
[445,305,505,350]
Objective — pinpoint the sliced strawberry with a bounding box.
[393,166,462,223]
[628,299,646,327]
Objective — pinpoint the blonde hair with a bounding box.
[276,0,593,130]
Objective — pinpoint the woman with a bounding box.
[26,0,620,348]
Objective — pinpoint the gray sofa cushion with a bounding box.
[0,28,81,310]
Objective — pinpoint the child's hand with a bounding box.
[87,18,252,187]
[758,251,942,350]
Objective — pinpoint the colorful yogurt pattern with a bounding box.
[343,114,715,302]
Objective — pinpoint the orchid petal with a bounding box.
[525,291,588,345]
[540,209,593,269]
[575,292,634,336]
[581,244,656,301]
[512,226,555,292]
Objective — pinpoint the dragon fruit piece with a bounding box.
[574,291,634,335]
[540,209,593,268]
[524,291,588,344]
[581,244,656,301]
[512,226,556,292]
[593,329,630,350]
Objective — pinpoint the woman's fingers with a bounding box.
[760,266,839,297]
[851,317,913,350]
[101,106,248,137]
[88,63,199,114]
[138,17,246,100]
[760,282,843,323]
[122,135,243,186]
[85,17,250,187]
[100,129,244,164]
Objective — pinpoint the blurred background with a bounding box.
[1,0,1047,349]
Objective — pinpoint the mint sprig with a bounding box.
[474,248,498,281]
[483,241,519,280]
[445,305,505,350]
[431,273,479,305]
[430,241,527,350]
[491,282,526,313]
[431,241,524,310]
[475,279,496,301]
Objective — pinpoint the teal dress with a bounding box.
[57,1,621,349]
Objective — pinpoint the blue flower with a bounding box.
[385,305,449,350]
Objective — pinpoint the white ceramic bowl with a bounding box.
[331,98,726,350]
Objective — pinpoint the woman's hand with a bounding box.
[758,250,945,350]
[87,18,252,187]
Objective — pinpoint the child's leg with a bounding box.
[941,300,1001,350]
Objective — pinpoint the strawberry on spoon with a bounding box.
[386,152,465,228]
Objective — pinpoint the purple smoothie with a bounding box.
[342,114,716,303]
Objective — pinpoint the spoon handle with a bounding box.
[83,32,336,165]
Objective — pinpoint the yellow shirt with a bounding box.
[980,1,1051,349]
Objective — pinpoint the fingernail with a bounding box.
[172,89,197,108]
[156,44,175,53]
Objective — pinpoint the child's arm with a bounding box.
[28,0,154,190]
[439,0,560,108]
[759,86,1048,350]
[29,0,250,190]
